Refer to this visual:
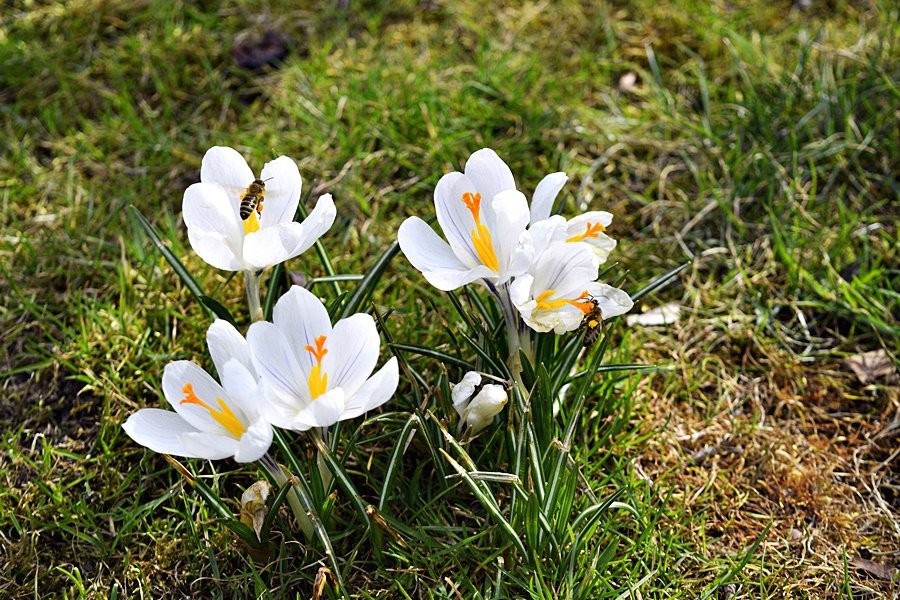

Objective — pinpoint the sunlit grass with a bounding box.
[1,1,897,597]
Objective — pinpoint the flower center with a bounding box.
[566,221,605,243]
[179,383,247,438]
[535,289,594,314]
[243,210,261,235]
[461,192,499,272]
[305,335,329,399]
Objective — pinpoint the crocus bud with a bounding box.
[454,376,508,435]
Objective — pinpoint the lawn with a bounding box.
[1,1,897,598]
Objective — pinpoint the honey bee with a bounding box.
[578,298,603,349]
[239,178,272,220]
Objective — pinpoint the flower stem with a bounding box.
[244,270,264,322]
[259,453,314,539]
[494,283,532,399]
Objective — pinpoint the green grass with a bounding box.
[1,1,897,598]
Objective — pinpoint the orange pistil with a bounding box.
[179,383,247,438]
[461,192,500,272]
[535,289,594,313]
[304,335,329,399]
[566,221,605,243]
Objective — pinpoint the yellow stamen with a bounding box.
[461,192,499,272]
[179,383,247,438]
[243,210,260,235]
[305,335,329,399]
[535,289,594,314]
[566,221,606,243]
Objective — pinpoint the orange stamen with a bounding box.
[305,335,329,399]
[179,383,247,438]
[461,192,499,272]
[566,221,606,243]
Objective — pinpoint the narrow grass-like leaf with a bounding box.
[389,343,475,371]
[439,448,527,557]
[378,413,419,512]
[129,205,235,324]
[340,241,400,318]
[629,261,691,303]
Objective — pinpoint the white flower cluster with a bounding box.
[124,147,398,463]
[398,149,633,335]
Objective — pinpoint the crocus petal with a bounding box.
[182,183,244,271]
[122,409,198,457]
[531,242,598,295]
[517,215,567,265]
[462,384,508,434]
[530,172,568,224]
[162,360,248,435]
[206,320,252,377]
[340,357,399,420]
[585,282,634,319]
[246,321,312,406]
[180,432,241,460]
[433,172,482,267]
[464,148,516,203]
[291,388,346,430]
[258,156,302,228]
[218,359,261,418]
[233,418,273,463]
[328,313,379,396]
[451,371,482,410]
[200,146,255,202]
[271,286,332,374]
[490,190,531,282]
[242,194,336,270]
[398,217,495,290]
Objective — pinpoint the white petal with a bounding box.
[247,321,312,407]
[566,212,617,264]
[585,282,634,319]
[464,148,516,202]
[218,359,262,418]
[434,172,481,267]
[517,215,567,266]
[122,409,197,456]
[291,388,346,430]
[451,371,482,410]
[462,384,508,434]
[271,286,332,374]
[328,313,379,396]
[180,432,241,460]
[206,320,252,377]
[340,357,399,420]
[200,146,255,202]
[162,361,248,435]
[530,172,568,223]
[242,194,336,270]
[531,242,598,295]
[233,418,273,462]
[490,190,531,282]
[182,183,244,271]
[259,155,302,227]
[398,217,495,290]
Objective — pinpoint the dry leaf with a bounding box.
[312,566,336,600]
[626,302,681,327]
[849,557,896,581]
[844,349,894,384]
[240,480,271,542]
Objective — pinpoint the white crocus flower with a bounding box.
[398,148,531,290]
[122,320,273,462]
[510,242,633,334]
[183,146,336,272]
[451,371,508,434]
[524,171,618,265]
[246,286,399,431]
